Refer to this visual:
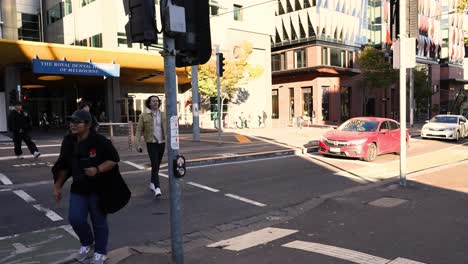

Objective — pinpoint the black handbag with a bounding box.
[98,165,131,214]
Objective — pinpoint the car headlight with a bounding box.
[422,126,429,130]
[320,136,327,142]
[349,139,367,145]
[445,127,456,131]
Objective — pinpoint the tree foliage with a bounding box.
[196,42,264,101]
[413,67,431,101]
[358,46,397,89]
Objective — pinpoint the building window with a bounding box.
[322,47,329,65]
[90,33,102,47]
[117,32,128,47]
[63,0,72,16]
[349,51,354,68]
[294,49,306,68]
[340,87,351,121]
[272,89,279,119]
[322,86,329,121]
[210,0,219,15]
[330,48,344,67]
[82,0,96,7]
[272,53,286,71]
[289,88,295,121]
[302,87,313,118]
[17,13,40,41]
[47,0,72,25]
[47,4,62,24]
[233,4,243,21]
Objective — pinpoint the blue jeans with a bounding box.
[69,192,108,255]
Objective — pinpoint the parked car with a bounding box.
[420,115,468,141]
[318,117,409,162]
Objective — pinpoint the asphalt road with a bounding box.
[0,135,466,263]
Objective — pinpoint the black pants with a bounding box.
[147,142,165,188]
[13,132,38,156]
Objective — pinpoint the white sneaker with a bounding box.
[149,183,156,191]
[75,245,91,262]
[91,253,107,264]
[33,151,41,158]
[16,155,24,159]
[155,188,162,197]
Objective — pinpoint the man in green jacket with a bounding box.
[135,95,166,197]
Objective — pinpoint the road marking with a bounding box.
[207,227,298,251]
[282,241,426,264]
[0,173,13,185]
[13,190,36,203]
[235,134,252,143]
[0,153,59,161]
[160,172,169,178]
[61,225,79,240]
[387,258,426,264]
[0,189,11,192]
[123,160,146,170]
[32,204,63,222]
[225,193,266,207]
[283,240,389,264]
[188,155,295,170]
[187,182,220,192]
[0,144,61,150]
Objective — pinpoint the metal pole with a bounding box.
[409,68,414,127]
[191,66,200,141]
[216,46,222,144]
[399,0,407,186]
[163,32,184,263]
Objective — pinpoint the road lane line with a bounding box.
[282,240,389,264]
[61,225,79,240]
[207,227,298,251]
[234,134,252,143]
[187,182,220,192]
[13,190,36,203]
[0,173,13,185]
[225,193,266,207]
[0,189,11,192]
[0,144,61,150]
[32,204,63,221]
[160,172,169,178]
[123,160,146,170]
[0,153,59,161]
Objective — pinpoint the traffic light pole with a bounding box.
[162,34,184,263]
[216,46,222,145]
[191,66,200,141]
[399,0,407,186]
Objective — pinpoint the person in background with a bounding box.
[135,95,166,197]
[52,110,119,264]
[8,101,40,159]
[39,112,50,131]
[79,101,99,131]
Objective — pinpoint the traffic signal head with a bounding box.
[217,53,225,77]
[174,0,212,67]
[123,0,158,46]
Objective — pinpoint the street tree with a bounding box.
[195,42,264,127]
[412,67,432,119]
[358,46,398,116]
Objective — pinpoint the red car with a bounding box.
[318,117,409,162]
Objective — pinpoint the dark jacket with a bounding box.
[8,110,32,133]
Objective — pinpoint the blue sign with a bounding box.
[32,59,120,77]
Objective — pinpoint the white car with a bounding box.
[421,115,468,141]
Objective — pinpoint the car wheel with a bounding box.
[455,131,460,141]
[364,143,377,162]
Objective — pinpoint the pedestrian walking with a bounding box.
[39,112,50,131]
[52,109,122,264]
[135,95,166,197]
[8,101,40,159]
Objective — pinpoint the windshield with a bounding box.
[338,119,379,132]
[430,116,458,124]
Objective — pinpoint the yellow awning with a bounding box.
[0,39,191,85]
